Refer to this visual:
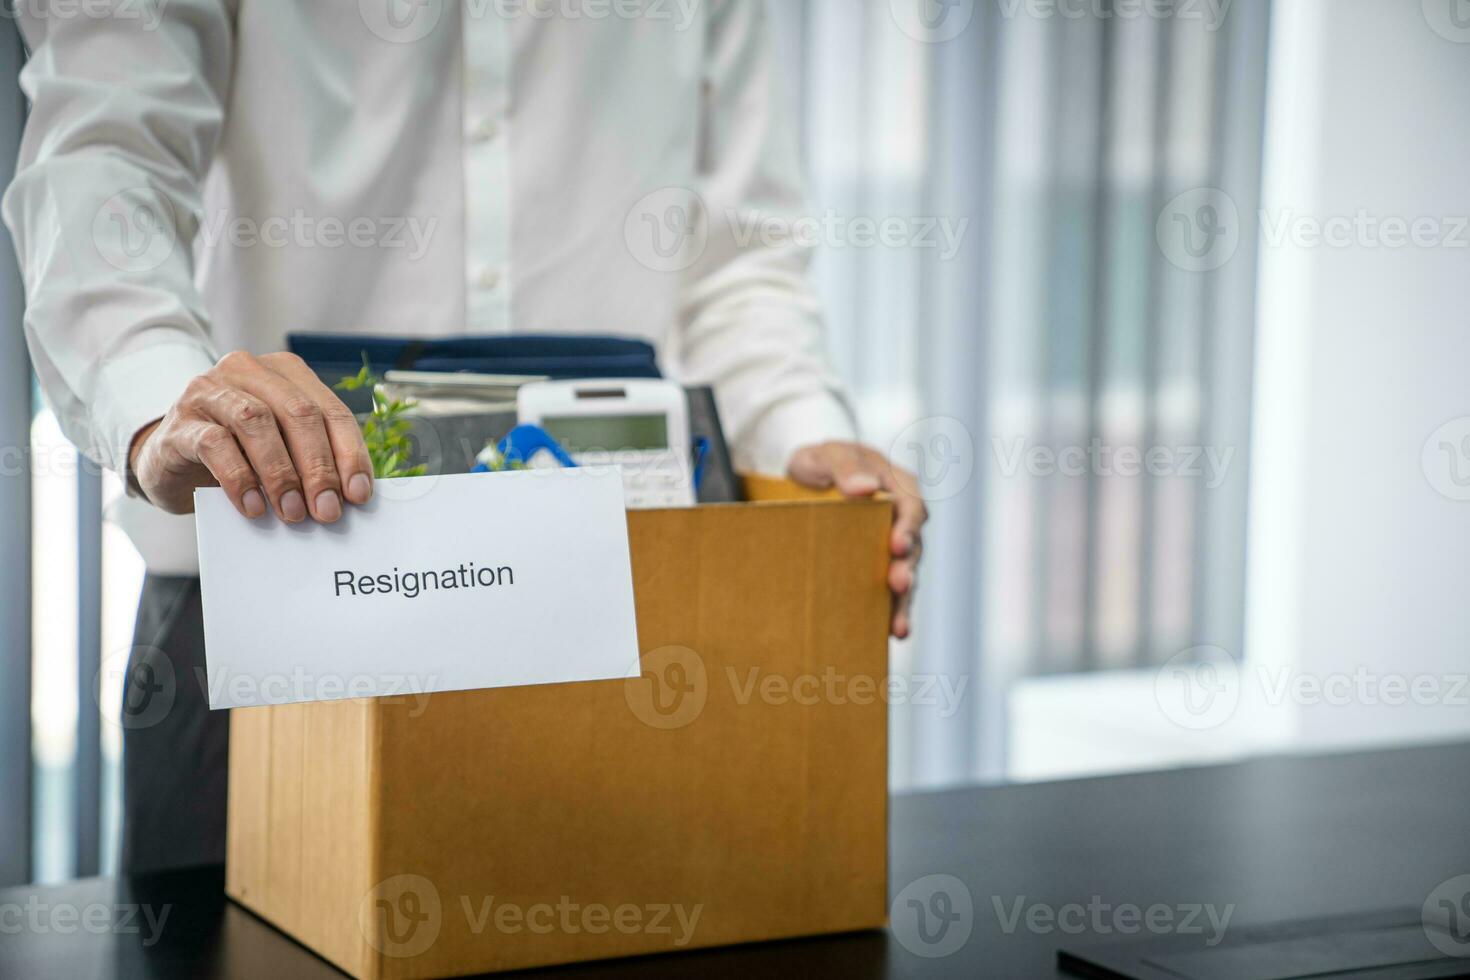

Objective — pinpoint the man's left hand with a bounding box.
[787,442,927,639]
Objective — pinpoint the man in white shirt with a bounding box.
[4,0,927,871]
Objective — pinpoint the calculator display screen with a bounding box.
[541,414,669,453]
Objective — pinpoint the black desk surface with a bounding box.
[2,740,1467,978]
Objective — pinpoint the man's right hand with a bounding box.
[128,350,374,523]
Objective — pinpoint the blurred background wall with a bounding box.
[1247,0,1470,755]
[4,0,1470,885]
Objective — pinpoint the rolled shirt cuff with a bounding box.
[92,339,217,475]
[735,391,858,477]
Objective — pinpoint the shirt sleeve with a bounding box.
[678,0,857,477]
[1,2,233,473]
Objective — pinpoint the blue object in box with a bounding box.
[287,333,662,384]
[472,424,578,472]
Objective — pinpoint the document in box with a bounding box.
[194,468,640,709]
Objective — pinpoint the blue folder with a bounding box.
[286,333,662,386]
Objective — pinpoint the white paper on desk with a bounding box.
[194,468,640,709]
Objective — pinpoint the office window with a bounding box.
[28,391,141,883]
[776,0,1268,784]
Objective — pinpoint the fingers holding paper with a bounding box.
[128,350,374,523]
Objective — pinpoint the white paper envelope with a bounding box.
[193,468,640,709]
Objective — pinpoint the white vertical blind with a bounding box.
[776,0,1268,788]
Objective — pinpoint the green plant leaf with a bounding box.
[336,353,423,480]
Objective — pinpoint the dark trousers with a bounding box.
[120,575,228,874]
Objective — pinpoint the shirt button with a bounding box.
[467,117,499,143]
[476,266,502,290]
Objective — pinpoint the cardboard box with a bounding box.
[225,479,891,978]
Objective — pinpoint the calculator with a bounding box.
[516,379,696,509]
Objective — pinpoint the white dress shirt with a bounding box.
[3,0,855,572]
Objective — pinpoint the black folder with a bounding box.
[1059,908,1470,980]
